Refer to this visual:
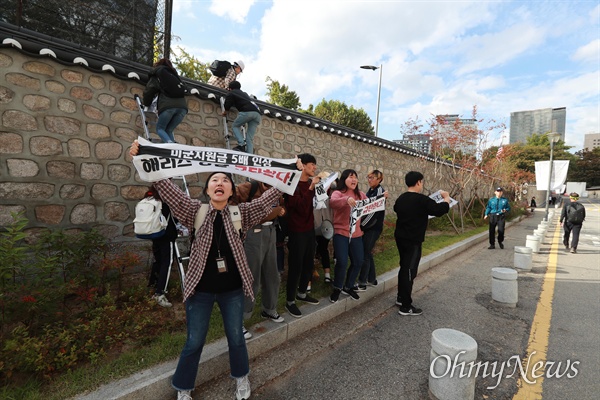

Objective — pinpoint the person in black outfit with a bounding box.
[394,171,450,316]
[222,80,261,153]
[530,196,536,212]
[145,186,178,308]
[559,192,586,253]
[143,58,188,143]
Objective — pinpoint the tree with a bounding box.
[568,148,600,187]
[312,99,374,135]
[265,77,301,110]
[172,48,212,82]
[504,134,576,174]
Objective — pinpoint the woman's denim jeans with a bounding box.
[359,227,382,284]
[332,234,364,290]
[171,288,249,391]
[156,107,187,143]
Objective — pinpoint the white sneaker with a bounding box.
[243,326,252,340]
[235,375,251,400]
[154,294,172,308]
[177,390,193,400]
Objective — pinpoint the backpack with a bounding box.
[209,60,232,77]
[567,203,585,224]
[155,66,187,98]
[193,204,242,238]
[133,197,169,239]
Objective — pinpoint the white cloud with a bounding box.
[454,24,546,75]
[572,39,600,63]
[209,0,256,23]
[173,0,194,15]
[170,0,599,150]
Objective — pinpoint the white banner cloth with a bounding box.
[534,160,570,192]
[131,137,302,195]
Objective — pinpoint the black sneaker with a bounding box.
[285,302,302,318]
[296,293,320,305]
[324,276,332,284]
[368,280,378,287]
[261,310,284,323]
[499,242,504,249]
[395,296,402,306]
[342,287,360,300]
[488,245,495,249]
[232,144,246,152]
[398,305,423,316]
[357,284,367,292]
[330,288,341,303]
[570,248,576,253]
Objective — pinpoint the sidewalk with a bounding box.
[75,211,545,400]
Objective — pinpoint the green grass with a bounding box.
[4,215,496,399]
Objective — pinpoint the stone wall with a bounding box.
[0,47,462,241]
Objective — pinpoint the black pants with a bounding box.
[315,235,331,270]
[395,238,422,308]
[286,230,316,301]
[563,222,583,249]
[150,239,175,295]
[488,214,506,246]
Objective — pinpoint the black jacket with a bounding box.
[223,89,260,113]
[142,66,188,114]
[394,192,450,244]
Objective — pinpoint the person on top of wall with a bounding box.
[208,60,244,89]
[142,58,188,143]
[222,80,261,154]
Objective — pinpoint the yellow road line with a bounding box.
[513,221,561,399]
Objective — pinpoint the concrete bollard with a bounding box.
[514,246,533,271]
[429,328,478,400]
[491,267,518,307]
[536,224,547,233]
[533,228,545,238]
[525,234,540,253]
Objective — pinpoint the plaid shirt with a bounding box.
[154,179,282,302]
[207,67,237,90]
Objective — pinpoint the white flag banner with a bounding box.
[314,172,338,209]
[132,137,302,195]
[349,195,386,239]
[428,190,458,219]
[534,160,570,192]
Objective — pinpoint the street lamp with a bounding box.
[544,132,561,222]
[360,64,382,137]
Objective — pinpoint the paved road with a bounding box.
[193,202,599,400]
[533,197,599,400]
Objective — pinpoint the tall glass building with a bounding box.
[509,107,566,144]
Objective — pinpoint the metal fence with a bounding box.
[0,0,171,65]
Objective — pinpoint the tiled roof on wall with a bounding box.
[0,21,440,162]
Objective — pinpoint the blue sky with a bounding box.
[170,0,599,151]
